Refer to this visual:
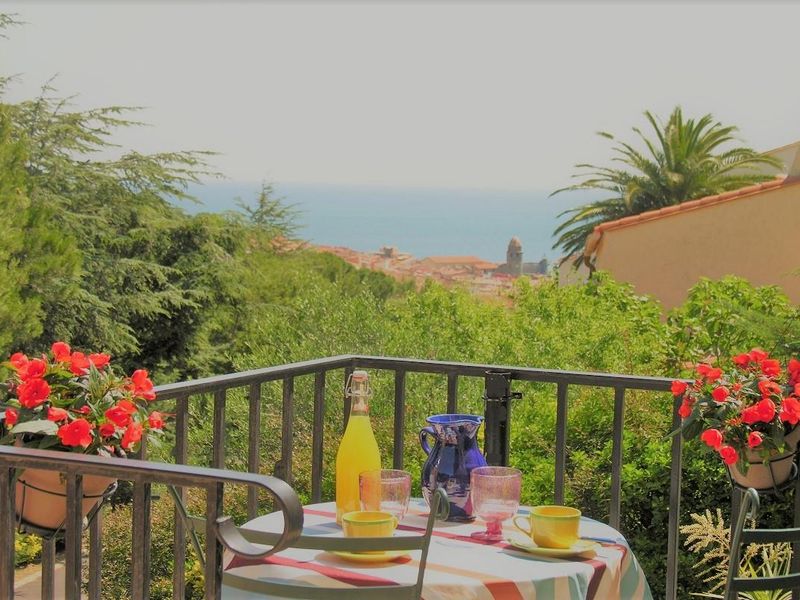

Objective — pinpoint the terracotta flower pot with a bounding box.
[728,426,800,491]
[15,468,116,531]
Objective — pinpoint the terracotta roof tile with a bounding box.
[423,256,491,265]
[474,261,500,270]
[593,176,793,234]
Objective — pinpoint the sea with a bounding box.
[179,182,592,263]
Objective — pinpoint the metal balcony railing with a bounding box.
[0,355,682,600]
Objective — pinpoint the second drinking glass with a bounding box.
[470,466,522,542]
[359,469,412,522]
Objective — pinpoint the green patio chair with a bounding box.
[725,487,800,600]
[218,487,447,599]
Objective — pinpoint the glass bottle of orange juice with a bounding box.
[336,370,381,524]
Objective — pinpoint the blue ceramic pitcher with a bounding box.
[419,414,487,521]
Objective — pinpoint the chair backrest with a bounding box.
[217,488,449,600]
[725,487,800,600]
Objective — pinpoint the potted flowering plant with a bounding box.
[0,341,165,530]
[673,348,800,491]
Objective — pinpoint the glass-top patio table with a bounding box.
[222,498,653,600]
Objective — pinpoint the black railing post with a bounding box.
[65,474,84,600]
[393,370,407,470]
[205,482,224,600]
[311,371,326,503]
[133,442,152,600]
[42,537,56,600]
[247,382,262,520]
[173,394,189,600]
[0,466,15,599]
[483,371,520,466]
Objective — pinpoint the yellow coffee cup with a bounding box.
[513,505,581,549]
[341,511,398,538]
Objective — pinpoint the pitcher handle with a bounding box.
[419,426,435,456]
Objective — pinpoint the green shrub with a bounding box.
[14,532,41,567]
[667,276,800,369]
[97,495,203,600]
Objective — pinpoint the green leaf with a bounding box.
[9,420,58,436]
[37,437,61,449]
[772,423,785,447]
[666,426,684,439]
[682,418,703,440]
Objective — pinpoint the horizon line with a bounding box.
[191,179,564,195]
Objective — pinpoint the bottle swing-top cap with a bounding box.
[346,370,372,414]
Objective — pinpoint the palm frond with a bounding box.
[551,106,775,260]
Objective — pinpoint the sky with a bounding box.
[2,1,799,191]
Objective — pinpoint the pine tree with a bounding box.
[0,107,81,353]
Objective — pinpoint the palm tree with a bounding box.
[552,107,782,268]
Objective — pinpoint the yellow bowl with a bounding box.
[341,511,398,538]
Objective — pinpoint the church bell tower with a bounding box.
[507,237,522,276]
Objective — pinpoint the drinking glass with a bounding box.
[469,466,521,542]
[359,469,412,522]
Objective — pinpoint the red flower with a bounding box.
[696,364,710,377]
[104,400,137,428]
[712,386,730,402]
[9,352,28,371]
[697,364,723,382]
[780,397,800,426]
[678,400,693,418]
[758,380,782,398]
[121,422,143,450]
[99,423,116,437]
[74,405,91,415]
[5,408,18,427]
[18,358,46,381]
[131,369,156,401]
[789,359,800,385]
[57,419,94,448]
[761,359,781,377]
[89,353,110,369]
[47,407,69,422]
[51,342,71,362]
[700,428,723,450]
[719,445,739,466]
[742,405,760,425]
[748,432,763,449]
[671,380,688,396]
[69,352,90,376]
[732,383,743,393]
[707,368,723,382]
[17,378,51,409]
[759,398,778,422]
[148,411,165,430]
[732,353,751,367]
[796,383,800,397]
[749,348,769,363]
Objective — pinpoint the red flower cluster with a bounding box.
[673,348,800,471]
[130,369,156,401]
[2,342,166,457]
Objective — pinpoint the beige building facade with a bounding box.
[584,174,800,310]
